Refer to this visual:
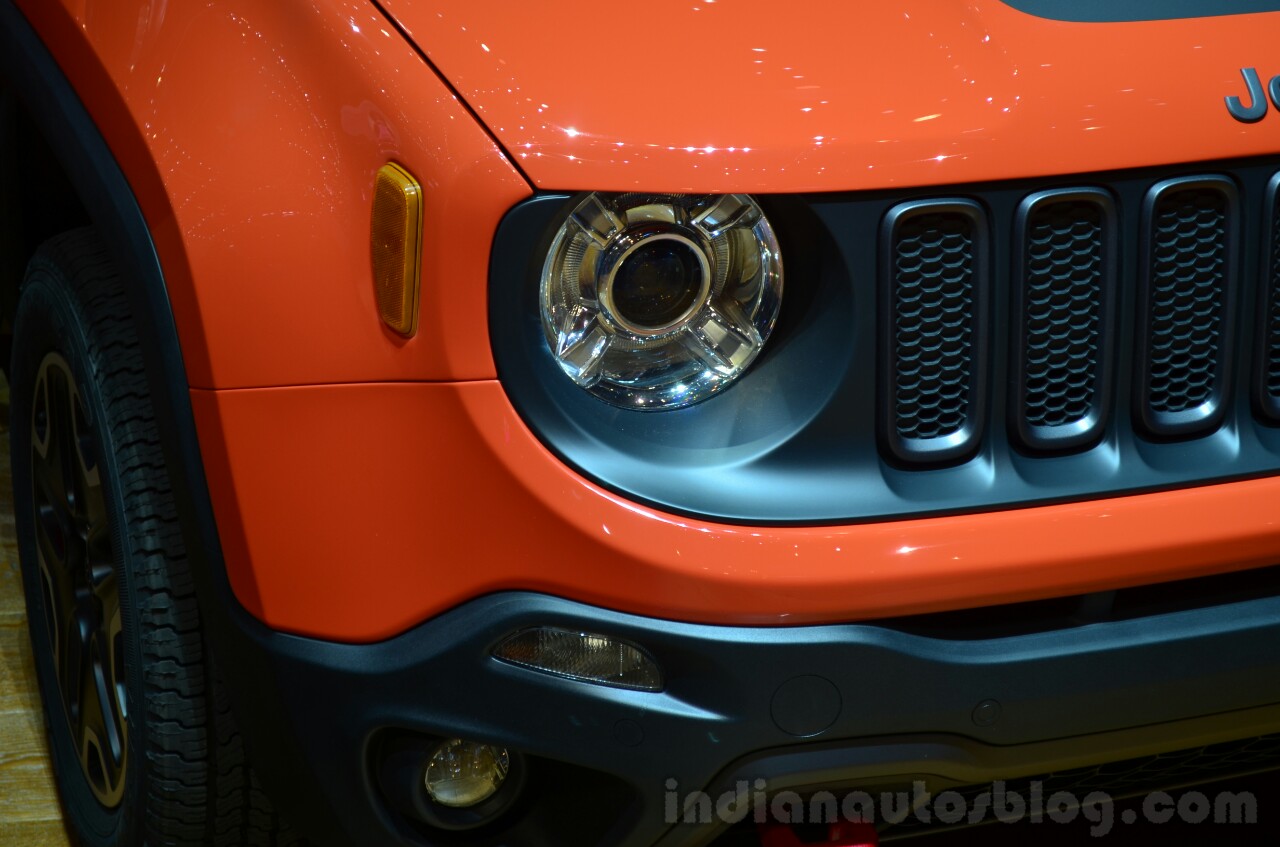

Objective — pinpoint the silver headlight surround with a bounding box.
[539,192,783,410]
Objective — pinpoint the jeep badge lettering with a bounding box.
[1225,66,1280,122]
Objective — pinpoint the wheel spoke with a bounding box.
[89,627,125,769]
[53,368,85,523]
[72,386,101,488]
[31,352,128,806]
[34,524,75,666]
[71,385,106,569]
[33,474,66,546]
[78,634,125,802]
[31,368,51,459]
[32,455,70,558]
[108,608,128,727]
[80,731,109,803]
[78,638,106,759]
[60,589,89,727]
[75,623,126,803]
[32,363,77,533]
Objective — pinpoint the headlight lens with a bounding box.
[540,192,782,410]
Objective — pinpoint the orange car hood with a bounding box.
[379,1,1280,193]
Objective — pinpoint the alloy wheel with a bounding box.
[30,351,127,808]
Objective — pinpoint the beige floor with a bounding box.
[0,382,73,846]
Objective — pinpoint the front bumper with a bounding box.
[222,585,1280,846]
[191,381,1280,643]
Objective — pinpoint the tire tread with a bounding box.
[17,229,304,846]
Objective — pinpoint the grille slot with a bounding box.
[881,200,987,464]
[1014,189,1115,451]
[1258,173,1280,420]
[1139,177,1237,437]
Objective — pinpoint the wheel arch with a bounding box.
[0,90,90,370]
[0,0,240,636]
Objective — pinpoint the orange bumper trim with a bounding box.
[193,381,1280,642]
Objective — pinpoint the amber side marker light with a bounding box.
[371,162,423,337]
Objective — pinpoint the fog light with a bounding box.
[424,739,510,808]
[493,627,663,691]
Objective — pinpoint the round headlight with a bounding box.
[540,193,782,410]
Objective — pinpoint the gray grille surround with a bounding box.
[491,161,1280,523]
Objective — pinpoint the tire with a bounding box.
[9,228,304,846]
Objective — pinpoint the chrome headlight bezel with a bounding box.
[539,192,783,410]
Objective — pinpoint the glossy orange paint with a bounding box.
[381,0,1280,193]
[22,0,1280,390]
[193,381,1280,642]
[23,0,1280,641]
[17,0,529,389]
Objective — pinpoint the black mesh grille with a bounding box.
[889,211,979,446]
[1144,185,1230,421]
[1020,198,1108,437]
[1263,182,1280,414]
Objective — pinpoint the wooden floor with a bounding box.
[0,378,72,845]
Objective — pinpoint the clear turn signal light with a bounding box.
[493,627,663,691]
